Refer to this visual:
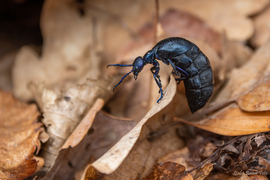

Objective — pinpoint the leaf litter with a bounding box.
[0,90,44,180]
[1,0,270,179]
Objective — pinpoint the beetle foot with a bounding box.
[157,88,164,103]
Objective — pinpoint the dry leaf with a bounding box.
[176,103,270,136]
[82,75,187,179]
[43,110,136,180]
[0,90,44,180]
[237,76,270,112]
[38,76,122,172]
[61,98,105,148]
[142,162,193,180]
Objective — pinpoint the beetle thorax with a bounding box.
[143,50,155,64]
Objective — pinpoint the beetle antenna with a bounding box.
[107,64,133,68]
[113,69,133,91]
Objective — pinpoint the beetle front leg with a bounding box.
[151,60,164,103]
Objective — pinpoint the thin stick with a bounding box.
[154,0,159,44]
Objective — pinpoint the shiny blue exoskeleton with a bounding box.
[108,37,214,113]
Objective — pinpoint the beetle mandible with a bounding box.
[108,37,214,113]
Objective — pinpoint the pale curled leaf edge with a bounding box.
[83,74,176,175]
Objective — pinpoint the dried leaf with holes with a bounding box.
[0,90,44,180]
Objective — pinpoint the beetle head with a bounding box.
[132,56,145,80]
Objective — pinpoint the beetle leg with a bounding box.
[167,59,181,76]
[167,59,190,78]
[174,66,189,84]
[175,77,188,84]
[151,60,164,103]
[176,66,189,77]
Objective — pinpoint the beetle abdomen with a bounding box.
[183,46,214,113]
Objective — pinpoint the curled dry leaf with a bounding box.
[161,0,269,41]
[176,103,270,136]
[38,76,122,172]
[142,162,193,180]
[0,90,44,180]
[61,98,105,149]
[83,75,187,179]
[43,110,136,180]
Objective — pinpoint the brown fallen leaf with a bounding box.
[176,103,270,136]
[0,90,44,180]
[142,162,193,180]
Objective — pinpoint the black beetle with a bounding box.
[108,37,214,113]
